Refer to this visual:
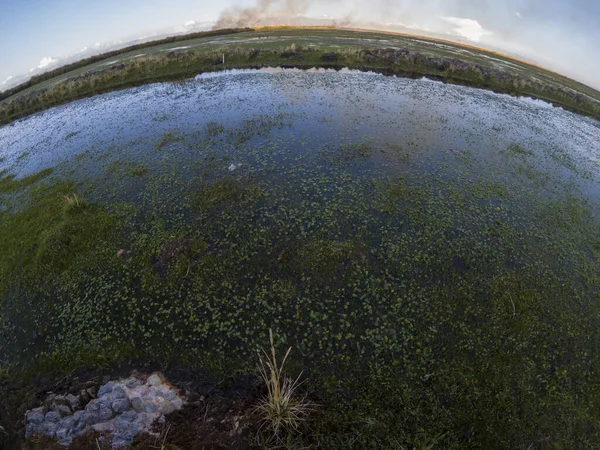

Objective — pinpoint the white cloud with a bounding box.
[1,75,13,85]
[514,12,522,19]
[442,17,492,42]
[37,56,59,69]
[174,20,199,33]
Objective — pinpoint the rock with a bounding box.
[51,404,72,417]
[56,428,71,441]
[58,416,75,430]
[83,399,113,424]
[26,408,46,425]
[45,411,61,423]
[91,422,114,433]
[125,378,141,388]
[73,410,84,423]
[112,398,131,413]
[86,387,97,398]
[142,402,158,413]
[25,423,41,437]
[120,410,138,423]
[112,386,127,399]
[97,382,114,397]
[66,393,80,410]
[40,421,57,437]
[147,374,163,387]
[97,400,114,421]
[158,415,166,424]
[44,394,56,406]
[130,397,143,412]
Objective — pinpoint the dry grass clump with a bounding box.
[256,329,314,441]
[62,193,86,212]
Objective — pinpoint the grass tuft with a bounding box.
[256,329,314,440]
[62,192,86,212]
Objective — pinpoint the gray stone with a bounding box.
[58,416,75,430]
[97,382,114,397]
[51,404,72,417]
[56,428,71,440]
[82,399,112,424]
[142,402,158,413]
[157,415,166,424]
[25,423,41,437]
[66,393,80,410]
[26,409,45,425]
[74,418,87,433]
[125,378,141,388]
[44,411,61,423]
[91,422,114,433]
[120,410,138,422]
[161,403,176,415]
[73,410,84,423]
[40,421,57,437]
[112,397,131,413]
[130,396,143,412]
[147,374,163,386]
[112,386,127,399]
[44,394,56,406]
[114,416,133,431]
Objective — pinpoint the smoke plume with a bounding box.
[213,0,333,29]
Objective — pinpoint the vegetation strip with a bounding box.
[1,28,599,125]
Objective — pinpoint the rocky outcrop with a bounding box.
[25,372,184,448]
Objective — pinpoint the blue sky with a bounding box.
[1,0,599,89]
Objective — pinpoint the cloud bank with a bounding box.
[442,17,492,42]
[37,57,60,69]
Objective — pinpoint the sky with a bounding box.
[1,0,599,90]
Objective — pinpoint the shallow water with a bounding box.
[1,71,600,419]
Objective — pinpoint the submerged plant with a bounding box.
[256,329,314,440]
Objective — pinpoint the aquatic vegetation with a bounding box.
[0,168,53,194]
[155,131,183,150]
[64,131,79,140]
[0,71,599,448]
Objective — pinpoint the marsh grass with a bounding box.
[256,329,314,441]
[0,168,53,194]
[63,192,85,210]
